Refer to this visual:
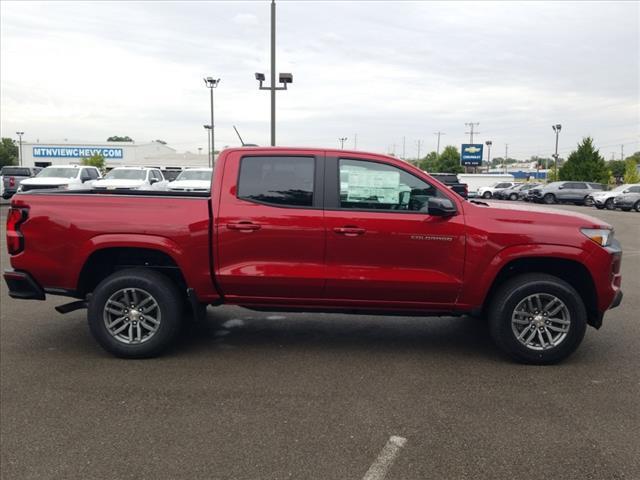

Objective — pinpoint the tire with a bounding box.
[482,191,492,199]
[634,201,640,212]
[87,268,184,358]
[595,205,605,210]
[543,193,556,204]
[488,273,587,365]
[604,198,615,210]
[509,193,518,201]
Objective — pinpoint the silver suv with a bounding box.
[528,181,605,205]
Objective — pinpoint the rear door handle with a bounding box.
[227,221,261,232]
[333,226,366,236]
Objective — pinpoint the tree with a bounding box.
[623,158,640,183]
[608,160,626,179]
[436,146,463,174]
[81,153,105,171]
[107,136,133,142]
[559,137,609,184]
[418,151,438,172]
[0,138,19,168]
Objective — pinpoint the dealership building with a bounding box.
[19,140,210,169]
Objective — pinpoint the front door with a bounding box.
[323,156,466,308]
[215,151,325,301]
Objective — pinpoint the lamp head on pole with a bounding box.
[204,77,220,88]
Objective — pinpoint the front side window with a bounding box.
[238,156,314,207]
[496,183,512,189]
[339,159,442,211]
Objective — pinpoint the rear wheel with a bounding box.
[482,191,492,199]
[488,273,587,364]
[509,193,518,201]
[88,268,183,358]
[543,193,556,204]
[634,201,640,212]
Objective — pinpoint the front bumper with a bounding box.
[3,270,45,300]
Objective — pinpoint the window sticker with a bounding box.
[343,169,401,204]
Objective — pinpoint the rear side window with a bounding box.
[628,186,640,193]
[1,167,30,176]
[238,156,314,207]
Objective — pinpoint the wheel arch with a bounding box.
[482,256,600,328]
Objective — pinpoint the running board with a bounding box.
[55,300,88,314]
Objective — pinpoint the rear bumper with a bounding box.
[3,269,45,300]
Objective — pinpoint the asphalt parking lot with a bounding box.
[1,202,639,480]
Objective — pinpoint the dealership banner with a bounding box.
[460,144,483,166]
[32,146,124,159]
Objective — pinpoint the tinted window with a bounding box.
[628,186,640,193]
[80,169,92,181]
[153,170,164,181]
[238,156,314,207]
[588,183,604,190]
[87,168,99,179]
[339,159,442,211]
[570,182,587,189]
[496,183,511,188]
[1,167,30,176]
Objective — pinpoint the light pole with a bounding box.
[504,144,508,174]
[16,131,24,166]
[339,137,348,149]
[203,77,220,165]
[552,124,562,181]
[255,0,293,146]
[485,140,492,172]
[203,125,212,167]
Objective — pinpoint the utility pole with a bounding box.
[402,136,406,160]
[16,131,24,166]
[434,131,445,157]
[465,122,480,144]
[339,137,348,149]
[621,144,624,162]
[504,144,509,174]
[416,140,422,161]
[552,124,561,181]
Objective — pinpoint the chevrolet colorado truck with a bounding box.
[4,148,623,363]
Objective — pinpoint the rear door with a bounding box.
[323,155,466,308]
[215,151,326,300]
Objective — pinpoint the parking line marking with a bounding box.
[362,435,407,480]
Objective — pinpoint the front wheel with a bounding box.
[482,191,492,199]
[543,193,556,204]
[488,273,587,364]
[509,193,518,201]
[634,201,640,212]
[605,198,615,210]
[88,268,184,358]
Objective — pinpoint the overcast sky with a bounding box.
[1,1,638,159]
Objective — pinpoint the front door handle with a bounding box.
[333,226,366,236]
[227,221,261,232]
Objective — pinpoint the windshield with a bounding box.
[176,170,212,181]
[104,169,146,180]
[611,184,630,192]
[37,167,79,179]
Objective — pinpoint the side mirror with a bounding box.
[149,178,159,185]
[427,197,456,217]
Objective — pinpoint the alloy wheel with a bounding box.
[511,293,570,351]
[103,288,161,344]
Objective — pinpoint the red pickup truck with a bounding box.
[4,147,623,363]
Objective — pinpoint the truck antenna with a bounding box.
[233,126,246,146]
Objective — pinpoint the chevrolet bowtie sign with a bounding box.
[460,144,483,166]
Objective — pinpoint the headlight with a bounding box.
[581,228,614,247]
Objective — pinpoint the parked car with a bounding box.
[92,167,168,191]
[458,174,514,198]
[613,191,640,212]
[477,181,517,199]
[428,173,468,198]
[528,181,605,205]
[18,165,101,192]
[1,166,41,199]
[494,183,540,201]
[167,168,213,192]
[4,147,623,364]
[587,184,640,210]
